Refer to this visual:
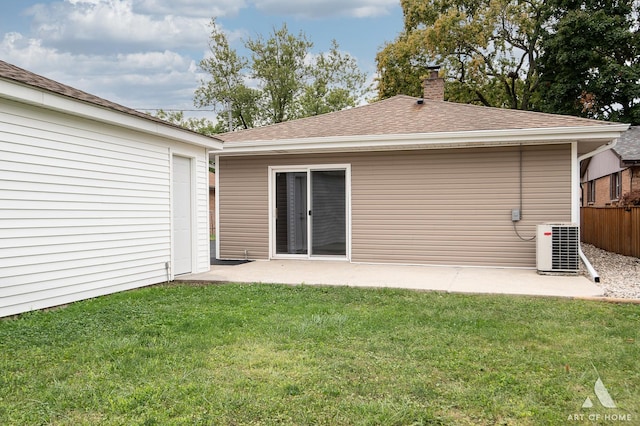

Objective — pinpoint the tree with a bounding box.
[298,40,367,117]
[194,19,261,131]
[375,0,550,110]
[195,20,367,129]
[245,24,312,124]
[538,0,640,123]
[153,109,218,136]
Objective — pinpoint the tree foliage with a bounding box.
[376,0,549,110]
[538,0,640,123]
[299,40,368,117]
[245,24,312,124]
[194,20,261,131]
[376,0,640,122]
[195,20,367,130]
[153,109,218,136]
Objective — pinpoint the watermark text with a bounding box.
[568,413,634,422]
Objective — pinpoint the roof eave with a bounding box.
[0,78,223,150]
[218,124,630,156]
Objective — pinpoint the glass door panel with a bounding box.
[311,170,346,256]
[275,172,308,255]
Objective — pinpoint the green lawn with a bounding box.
[1,284,638,425]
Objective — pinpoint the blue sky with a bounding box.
[1,0,403,121]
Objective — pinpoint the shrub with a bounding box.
[620,189,640,206]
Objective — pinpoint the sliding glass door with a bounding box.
[275,172,308,255]
[311,170,346,256]
[272,166,348,258]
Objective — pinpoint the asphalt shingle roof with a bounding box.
[614,126,640,161]
[0,60,175,129]
[218,95,615,143]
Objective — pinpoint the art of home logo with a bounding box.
[582,377,616,409]
[567,376,634,422]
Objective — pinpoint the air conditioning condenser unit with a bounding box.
[536,223,580,273]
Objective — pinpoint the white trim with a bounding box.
[571,142,579,224]
[267,165,274,259]
[269,166,308,259]
[168,148,174,281]
[268,164,351,261]
[344,165,352,262]
[215,154,220,263]
[0,79,223,150]
[189,155,198,274]
[219,125,629,156]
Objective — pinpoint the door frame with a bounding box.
[268,164,351,261]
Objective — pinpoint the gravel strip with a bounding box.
[581,243,640,299]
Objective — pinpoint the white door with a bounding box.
[173,156,192,275]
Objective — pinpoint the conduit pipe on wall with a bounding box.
[576,139,619,283]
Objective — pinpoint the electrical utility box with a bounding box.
[536,223,580,273]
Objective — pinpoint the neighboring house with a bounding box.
[0,61,222,317]
[213,71,628,269]
[581,126,640,206]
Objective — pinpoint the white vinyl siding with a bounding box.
[0,99,210,317]
[195,155,211,269]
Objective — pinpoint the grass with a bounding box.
[0,284,638,425]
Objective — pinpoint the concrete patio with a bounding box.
[179,260,605,298]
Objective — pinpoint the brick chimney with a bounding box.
[423,66,444,101]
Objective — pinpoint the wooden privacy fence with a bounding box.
[581,207,640,258]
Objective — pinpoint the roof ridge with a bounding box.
[429,97,610,124]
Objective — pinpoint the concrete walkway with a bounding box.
[180,260,605,298]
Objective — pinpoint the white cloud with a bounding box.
[1,32,209,115]
[25,0,211,54]
[251,0,397,19]
[133,0,246,18]
[1,1,244,123]
[1,0,394,123]
[1,32,78,79]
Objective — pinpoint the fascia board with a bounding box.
[0,79,223,151]
[219,124,630,156]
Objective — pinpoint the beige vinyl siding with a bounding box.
[352,145,570,267]
[218,157,270,259]
[0,99,210,317]
[218,144,571,267]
